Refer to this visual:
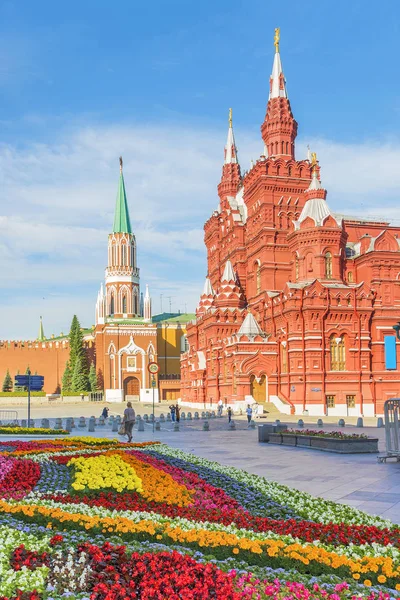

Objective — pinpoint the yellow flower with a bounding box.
[232,548,239,555]
[364,580,372,587]
[377,575,387,584]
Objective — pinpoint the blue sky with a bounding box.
[0,0,400,338]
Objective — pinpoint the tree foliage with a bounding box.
[2,369,13,392]
[62,315,90,393]
[88,361,97,392]
[61,361,72,393]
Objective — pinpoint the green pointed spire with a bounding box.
[38,316,45,341]
[113,156,132,234]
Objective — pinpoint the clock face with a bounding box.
[148,362,159,374]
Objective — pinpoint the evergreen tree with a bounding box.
[62,361,72,392]
[97,368,104,392]
[88,362,97,392]
[71,355,89,393]
[25,365,30,374]
[67,315,89,392]
[2,369,13,392]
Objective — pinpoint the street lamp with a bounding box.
[393,322,400,340]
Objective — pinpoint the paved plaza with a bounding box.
[1,400,399,524]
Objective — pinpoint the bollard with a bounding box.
[356,417,364,428]
[116,415,122,424]
[201,411,206,419]
[377,417,384,428]
[88,417,95,433]
[205,411,210,419]
[65,418,73,433]
[275,419,281,425]
[338,419,345,427]
[70,418,76,429]
[78,417,86,428]
[112,419,119,432]
[143,414,149,422]
[54,418,63,430]
[180,412,185,420]
[249,419,256,429]
[229,420,236,430]
[167,413,171,422]
[203,420,209,431]
[187,412,192,420]
[149,413,154,422]
[211,411,216,419]
[21,419,27,428]
[317,419,324,427]
[138,419,145,432]
[194,412,199,420]
[159,413,165,422]
[28,419,35,428]
[297,419,304,428]
[90,416,97,426]
[98,416,105,427]
[41,418,50,429]
[155,420,161,431]
[173,422,180,432]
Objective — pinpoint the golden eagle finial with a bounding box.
[274,28,280,53]
[311,152,317,168]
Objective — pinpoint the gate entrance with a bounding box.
[250,375,266,403]
[124,376,140,401]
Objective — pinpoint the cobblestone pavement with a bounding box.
[1,401,399,523]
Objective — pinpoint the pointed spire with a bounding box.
[237,311,265,340]
[224,108,238,164]
[202,277,214,296]
[113,156,132,234]
[269,27,287,99]
[222,260,236,282]
[37,316,45,341]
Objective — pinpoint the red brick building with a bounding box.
[180,31,400,417]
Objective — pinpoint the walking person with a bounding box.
[246,404,253,425]
[227,406,232,423]
[217,399,223,417]
[123,401,136,443]
[102,406,109,421]
[175,403,180,423]
[169,404,176,422]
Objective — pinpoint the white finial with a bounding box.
[224,108,238,165]
[269,29,287,100]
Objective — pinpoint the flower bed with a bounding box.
[0,439,398,599]
[269,430,379,453]
[0,427,69,436]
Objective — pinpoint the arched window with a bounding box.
[111,244,116,266]
[295,256,299,280]
[330,335,346,371]
[133,291,138,315]
[122,295,127,314]
[121,244,126,266]
[255,261,261,294]
[131,246,135,268]
[325,252,333,279]
[348,271,353,283]
[110,294,115,316]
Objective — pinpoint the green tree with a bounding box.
[25,365,30,375]
[71,355,89,393]
[62,360,72,392]
[88,361,97,392]
[2,369,13,392]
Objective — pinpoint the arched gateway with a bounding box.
[250,374,267,403]
[124,376,140,401]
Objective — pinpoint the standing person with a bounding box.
[246,404,253,424]
[102,406,109,420]
[227,406,232,423]
[217,399,223,417]
[123,401,136,443]
[169,404,176,422]
[175,403,180,423]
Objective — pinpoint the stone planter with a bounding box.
[309,436,378,453]
[267,432,282,445]
[258,424,288,443]
[296,435,311,447]
[281,434,297,446]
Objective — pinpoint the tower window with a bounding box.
[330,335,345,371]
[121,244,126,266]
[110,294,115,316]
[348,271,353,283]
[325,252,333,279]
[122,295,127,314]
[112,244,116,266]
[255,261,261,294]
[295,256,299,280]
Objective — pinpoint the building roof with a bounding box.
[113,165,132,234]
[37,317,45,342]
[237,311,265,338]
[222,259,235,282]
[270,50,287,99]
[202,277,214,296]
[224,109,238,164]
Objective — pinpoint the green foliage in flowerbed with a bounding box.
[284,429,368,439]
[0,426,69,435]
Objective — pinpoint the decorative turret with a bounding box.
[143,284,152,321]
[237,310,265,341]
[214,260,246,308]
[218,108,241,205]
[261,28,298,159]
[37,316,45,341]
[105,157,140,318]
[196,277,215,316]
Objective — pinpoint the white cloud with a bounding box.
[0,121,400,338]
